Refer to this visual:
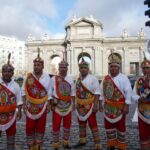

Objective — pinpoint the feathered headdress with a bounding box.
[141,51,150,68]
[2,53,14,72]
[59,51,68,67]
[33,48,44,64]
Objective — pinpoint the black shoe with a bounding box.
[107,146,115,150]
[63,144,72,149]
[73,142,86,148]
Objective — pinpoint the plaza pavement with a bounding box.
[0,104,140,150]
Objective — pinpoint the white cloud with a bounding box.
[52,33,65,39]
[0,0,58,40]
[0,0,149,41]
[67,0,149,37]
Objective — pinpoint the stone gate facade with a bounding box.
[25,16,147,79]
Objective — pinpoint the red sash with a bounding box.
[76,78,94,105]
[25,73,48,104]
[76,78,94,117]
[136,77,150,120]
[103,75,125,119]
[0,83,16,113]
[55,75,72,101]
[0,83,16,125]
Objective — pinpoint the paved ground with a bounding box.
[0,104,141,150]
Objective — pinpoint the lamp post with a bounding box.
[144,0,150,27]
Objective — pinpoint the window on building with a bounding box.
[130,62,139,75]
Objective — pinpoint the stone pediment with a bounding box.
[74,21,93,27]
[65,17,103,29]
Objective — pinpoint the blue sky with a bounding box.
[0,0,149,40]
[44,0,76,34]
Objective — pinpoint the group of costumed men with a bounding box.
[0,48,150,150]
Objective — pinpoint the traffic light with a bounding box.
[144,0,150,27]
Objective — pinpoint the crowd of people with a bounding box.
[0,49,150,150]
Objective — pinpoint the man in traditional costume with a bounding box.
[50,59,75,150]
[0,53,22,150]
[22,48,52,150]
[74,58,102,150]
[99,53,132,150]
[132,56,150,150]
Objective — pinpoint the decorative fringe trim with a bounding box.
[79,138,86,144]
[35,141,42,145]
[104,114,123,123]
[62,139,69,146]
[52,142,60,149]
[141,144,150,150]
[7,136,15,145]
[34,145,42,150]
[117,141,126,150]
[26,102,47,120]
[63,127,70,141]
[141,140,150,150]
[53,130,59,143]
[92,127,100,144]
[95,144,103,150]
[76,103,94,121]
[29,145,36,150]
[26,135,35,147]
[107,139,117,147]
[94,137,101,144]
[35,133,43,145]
[138,110,150,124]
[0,111,16,131]
[55,104,72,117]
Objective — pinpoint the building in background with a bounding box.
[25,16,147,79]
[0,36,25,77]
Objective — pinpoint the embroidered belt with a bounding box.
[76,96,94,106]
[26,95,48,105]
[0,104,17,113]
[105,100,125,109]
[139,103,150,111]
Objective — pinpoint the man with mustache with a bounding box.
[22,48,52,150]
[99,52,132,150]
[74,58,102,150]
[50,59,75,150]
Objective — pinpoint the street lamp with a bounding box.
[144,0,150,27]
